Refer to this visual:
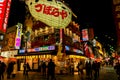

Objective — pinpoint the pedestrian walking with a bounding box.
[0,61,2,80]
[23,62,30,77]
[77,61,84,75]
[23,62,27,76]
[41,61,47,76]
[77,61,84,80]
[1,61,6,80]
[85,59,92,79]
[47,59,56,80]
[70,60,74,75]
[7,62,14,79]
[92,61,100,80]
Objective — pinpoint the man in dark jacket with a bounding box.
[47,59,56,80]
[7,62,14,79]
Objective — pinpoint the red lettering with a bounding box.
[35,4,68,20]
[43,5,52,15]
[35,4,43,12]
[51,8,59,17]
[60,10,67,19]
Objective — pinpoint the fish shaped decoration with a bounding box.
[25,0,72,28]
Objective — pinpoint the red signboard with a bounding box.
[0,0,11,32]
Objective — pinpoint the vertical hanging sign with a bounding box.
[0,0,11,33]
[15,23,23,49]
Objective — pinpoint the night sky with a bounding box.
[8,0,25,27]
[8,0,117,53]
[65,0,117,53]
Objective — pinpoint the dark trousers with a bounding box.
[7,74,11,79]
[23,70,28,76]
[12,74,16,78]
[47,73,55,80]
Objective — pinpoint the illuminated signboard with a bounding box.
[65,46,70,50]
[82,29,89,41]
[48,45,55,50]
[0,0,11,32]
[34,48,40,52]
[1,50,18,58]
[40,45,55,51]
[19,45,55,53]
[15,23,23,49]
[19,49,25,54]
[25,0,72,29]
[27,48,35,52]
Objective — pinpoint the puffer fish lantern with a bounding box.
[25,0,72,29]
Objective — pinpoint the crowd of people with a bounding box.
[0,61,6,80]
[37,59,56,80]
[36,58,101,80]
[0,58,120,80]
[0,61,17,80]
[76,59,101,80]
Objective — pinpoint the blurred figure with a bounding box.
[85,59,92,79]
[23,62,30,77]
[47,59,56,80]
[26,63,30,76]
[114,60,120,79]
[70,60,74,75]
[38,61,42,72]
[77,61,84,80]
[77,61,84,75]
[1,61,6,80]
[0,61,2,80]
[92,61,100,80]
[42,61,47,76]
[7,62,14,79]
[23,62,27,76]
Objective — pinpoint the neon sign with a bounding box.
[15,23,22,49]
[19,45,55,53]
[26,0,72,28]
[82,29,89,41]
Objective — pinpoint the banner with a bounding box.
[0,0,11,32]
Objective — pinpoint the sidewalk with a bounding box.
[4,70,84,80]
[4,66,118,80]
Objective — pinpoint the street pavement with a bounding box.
[3,66,118,80]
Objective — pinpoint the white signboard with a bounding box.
[26,0,72,28]
[1,50,18,58]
